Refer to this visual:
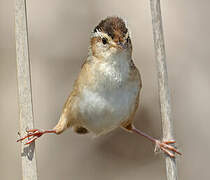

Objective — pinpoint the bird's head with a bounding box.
[89,17,132,60]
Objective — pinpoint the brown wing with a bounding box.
[54,59,93,133]
[121,64,142,131]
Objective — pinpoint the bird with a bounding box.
[17,16,181,158]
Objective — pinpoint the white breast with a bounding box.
[78,56,140,135]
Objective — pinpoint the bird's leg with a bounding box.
[17,129,57,145]
[17,115,70,145]
[131,125,181,158]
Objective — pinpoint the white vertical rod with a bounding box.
[15,0,38,179]
[149,0,178,180]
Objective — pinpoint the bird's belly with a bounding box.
[78,82,139,135]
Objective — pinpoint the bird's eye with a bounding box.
[102,37,108,45]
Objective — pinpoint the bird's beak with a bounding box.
[109,40,128,50]
[117,41,128,50]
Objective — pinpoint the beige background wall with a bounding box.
[1,0,209,179]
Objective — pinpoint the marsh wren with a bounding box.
[17,17,181,158]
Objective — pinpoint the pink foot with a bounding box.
[131,126,181,158]
[17,129,56,145]
[155,140,182,158]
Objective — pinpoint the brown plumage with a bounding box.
[94,16,128,42]
[17,16,181,158]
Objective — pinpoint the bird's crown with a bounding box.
[93,17,129,44]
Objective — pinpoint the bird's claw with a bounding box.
[17,129,45,145]
[155,140,181,158]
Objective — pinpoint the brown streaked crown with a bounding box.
[94,17,128,43]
